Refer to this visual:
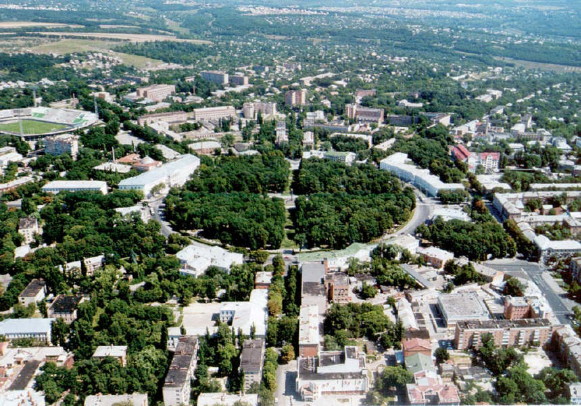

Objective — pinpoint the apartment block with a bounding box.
[454,318,556,350]
[201,71,229,85]
[285,89,307,107]
[239,339,265,393]
[193,106,236,121]
[136,84,176,103]
[44,134,79,160]
[163,336,198,406]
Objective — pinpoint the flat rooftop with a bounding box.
[438,292,489,321]
[457,318,552,330]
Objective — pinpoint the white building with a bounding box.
[176,243,244,277]
[0,318,54,343]
[296,346,369,401]
[380,153,464,197]
[84,394,147,406]
[0,390,45,406]
[92,345,128,366]
[197,393,258,406]
[118,154,200,197]
[42,180,108,195]
[417,246,455,269]
[324,151,356,165]
[18,217,40,245]
[219,289,268,337]
[0,146,23,167]
[438,292,490,327]
[18,279,46,306]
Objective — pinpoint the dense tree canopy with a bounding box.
[166,192,285,250]
[416,217,516,261]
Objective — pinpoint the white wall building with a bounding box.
[84,394,148,406]
[0,318,54,343]
[118,154,200,197]
[42,181,108,195]
[176,243,244,277]
[380,153,464,197]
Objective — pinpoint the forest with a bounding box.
[291,158,415,249]
[165,192,286,250]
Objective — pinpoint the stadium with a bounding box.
[0,107,99,139]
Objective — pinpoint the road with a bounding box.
[147,195,174,237]
[275,360,297,406]
[485,259,572,324]
[393,191,436,236]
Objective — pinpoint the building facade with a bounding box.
[44,134,79,160]
[454,319,556,350]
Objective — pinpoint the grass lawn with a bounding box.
[0,120,68,135]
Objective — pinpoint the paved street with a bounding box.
[275,360,297,406]
[485,259,572,324]
[147,195,174,237]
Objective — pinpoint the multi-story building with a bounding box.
[503,296,540,320]
[193,106,236,121]
[118,154,200,198]
[299,305,320,357]
[406,371,461,406]
[163,336,198,406]
[92,345,128,366]
[438,292,490,328]
[136,84,175,103]
[242,102,277,119]
[345,104,384,124]
[324,151,356,165]
[451,145,500,173]
[296,346,369,401]
[454,318,556,350]
[137,111,188,126]
[42,181,108,195]
[417,247,454,269]
[380,153,465,197]
[83,255,105,276]
[229,75,249,86]
[0,318,54,343]
[239,339,265,393]
[44,134,79,160]
[18,217,40,245]
[285,89,308,107]
[197,394,258,406]
[275,121,288,144]
[325,273,351,303]
[48,295,85,324]
[200,71,229,85]
[84,394,148,406]
[18,279,46,306]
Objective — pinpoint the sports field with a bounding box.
[0,120,68,135]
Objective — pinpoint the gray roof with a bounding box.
[118,154,200,187]
[301,262,326,283]
[0,318,54,335]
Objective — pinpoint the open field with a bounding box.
[0,120,68,135]
[27,39,164,68]
[29,31,212,44]
[494,56,581,73]
[0,22,84,29]
[30,39,115,54]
